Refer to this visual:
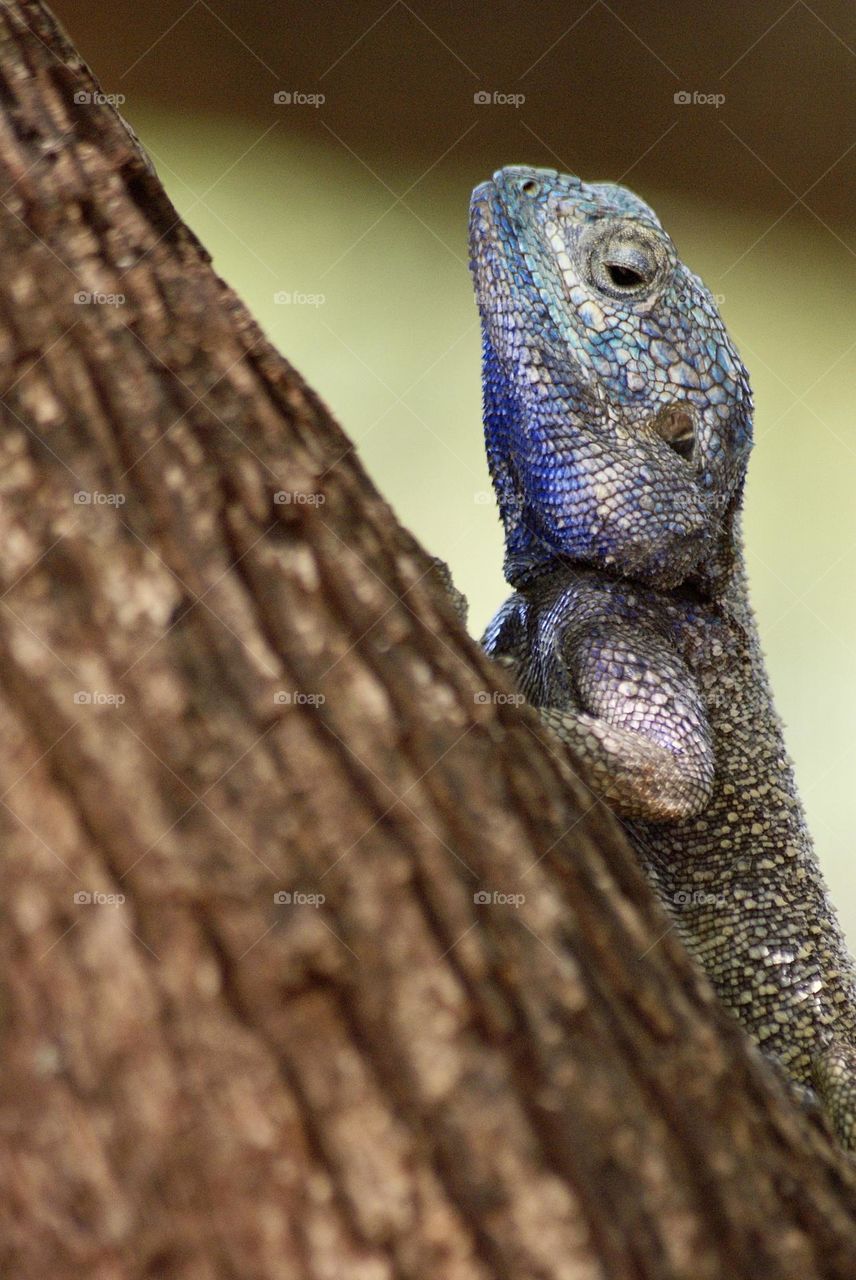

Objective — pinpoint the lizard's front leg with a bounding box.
[537,620,715,823]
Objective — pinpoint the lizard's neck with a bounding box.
[504,515,752,615]
[482,323,752,602]
[687,504,754,622]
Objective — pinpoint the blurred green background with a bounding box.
[54,1,856,939]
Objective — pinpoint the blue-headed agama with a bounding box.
[467,164,856,1148]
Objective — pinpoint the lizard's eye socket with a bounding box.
[520,179,540,196]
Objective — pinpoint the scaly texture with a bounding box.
[470,165,856,1147]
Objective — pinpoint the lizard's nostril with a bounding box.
[651,405,696,464]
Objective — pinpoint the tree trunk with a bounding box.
[0,4,853,1277]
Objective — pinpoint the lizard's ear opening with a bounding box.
[651,405,697,466]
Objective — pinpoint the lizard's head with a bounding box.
[469,165,753,591]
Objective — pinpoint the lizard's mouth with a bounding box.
[650,404,697,466]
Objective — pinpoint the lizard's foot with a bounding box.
[811,1041,856,1151]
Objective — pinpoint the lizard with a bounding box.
[467,163,856,1148]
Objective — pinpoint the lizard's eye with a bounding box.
[605,261,647,288]
[595,246,656,294]
[579,222,667,300]
[520,179,540,197]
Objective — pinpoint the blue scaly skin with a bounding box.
[469,165,856,1147]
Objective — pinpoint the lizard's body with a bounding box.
[469,165,856,1144]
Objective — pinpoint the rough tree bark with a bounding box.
[0,4,853,1278]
